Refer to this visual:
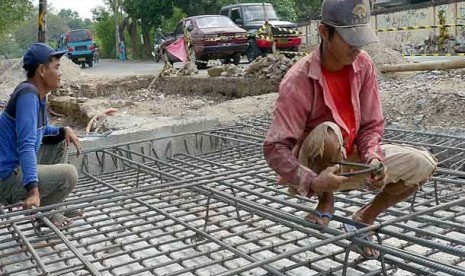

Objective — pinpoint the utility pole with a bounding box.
[38,0,47,42]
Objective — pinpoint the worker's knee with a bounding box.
[61,165,78,192]
[322,129,342,161]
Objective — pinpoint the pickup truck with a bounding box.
[220,3,302,62]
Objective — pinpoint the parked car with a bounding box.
[220,3,302,62]
[160,15,248,68]
[57,29,95,68]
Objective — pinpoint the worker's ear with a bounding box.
[38,64,46,78]
[319,24,329,41]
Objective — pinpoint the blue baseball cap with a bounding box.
[23,43,66,69]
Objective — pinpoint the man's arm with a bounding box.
[15,93,40,202]
[356,54,385,164]
[44,125,81,154]
[263,69,317,197]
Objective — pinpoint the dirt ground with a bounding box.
[2,44,465,136]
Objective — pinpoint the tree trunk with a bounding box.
[114,13,120,59]
[142,29,151,60]
[129,22,139,59]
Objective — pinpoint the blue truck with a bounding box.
[57,29,95,68]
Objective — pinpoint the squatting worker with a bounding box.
[0,43,82,229]
[263,0,437,258]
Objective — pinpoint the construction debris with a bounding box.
[208,65,245,77]
[244,54,297,83]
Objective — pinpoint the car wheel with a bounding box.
[232,53,241,65]
[246,39,262,63]
[196,60,208,69]
[220,58,230,65]
[87,59,93,68]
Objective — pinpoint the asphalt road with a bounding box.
[81,59,164,77]
[80,59,231,77]
[79,55,463,78]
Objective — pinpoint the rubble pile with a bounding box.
[244,54,297,83]
[364,42,409,68]
[380,69,465,132]
[207,65,245,77]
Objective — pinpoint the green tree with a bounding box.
[122,0,173,59]
[0,0,33,37]
[14,13,68,51]
[173,0,298,22]
[92,7,117,58]
[161,6,186,33]
[105,0,124,58]
[295,0,322,21]
[58,9,86,29]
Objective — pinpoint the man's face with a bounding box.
[320,25,362,66]
[40,57,62,90]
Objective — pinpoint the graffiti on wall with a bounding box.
[375,5,463,55]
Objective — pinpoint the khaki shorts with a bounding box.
[298,122,438,191]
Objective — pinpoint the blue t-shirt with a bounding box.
[0,82,60,186]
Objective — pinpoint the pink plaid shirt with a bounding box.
[263,46,385,197]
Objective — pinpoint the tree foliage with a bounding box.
[58,9,91,29]
[161,6,186,32]
[122,0,173,32]
[92,7,117,58]
[295,0,323,21]
[0,0,33,37]
[14,13,69,50]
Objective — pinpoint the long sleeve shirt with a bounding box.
[263,47,385,197]
[0,82,61,186]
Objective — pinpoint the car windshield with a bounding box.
[69,30,91,42]
[242,5,278,21]
[197,16,236,28]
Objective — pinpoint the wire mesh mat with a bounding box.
[1,118,464,276]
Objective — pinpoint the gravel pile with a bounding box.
[380,69,465,133]
[245,54,297,83]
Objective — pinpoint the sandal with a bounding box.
[343,222,380,259]
[33,213,73,237]
[305,210,333,226]
[63,209,83,219]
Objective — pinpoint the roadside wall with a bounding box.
[298,1,465,54]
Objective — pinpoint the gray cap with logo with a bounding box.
[321,0,379,47]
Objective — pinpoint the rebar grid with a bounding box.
[1,119,464,276]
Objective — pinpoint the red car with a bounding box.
[160,15,248,68]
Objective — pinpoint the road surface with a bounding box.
[81,59,164,77]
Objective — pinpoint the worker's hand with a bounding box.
[24,186,40,209]
[311,164,349,192]
[365,159,388,190]
[64,126,82,155]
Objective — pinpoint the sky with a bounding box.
[32,0,105,20]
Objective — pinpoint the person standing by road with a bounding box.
[0,43,81,230]
[263,0,437,258]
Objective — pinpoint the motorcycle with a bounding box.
[152,34,166,62]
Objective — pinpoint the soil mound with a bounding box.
[0,56,82,100]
